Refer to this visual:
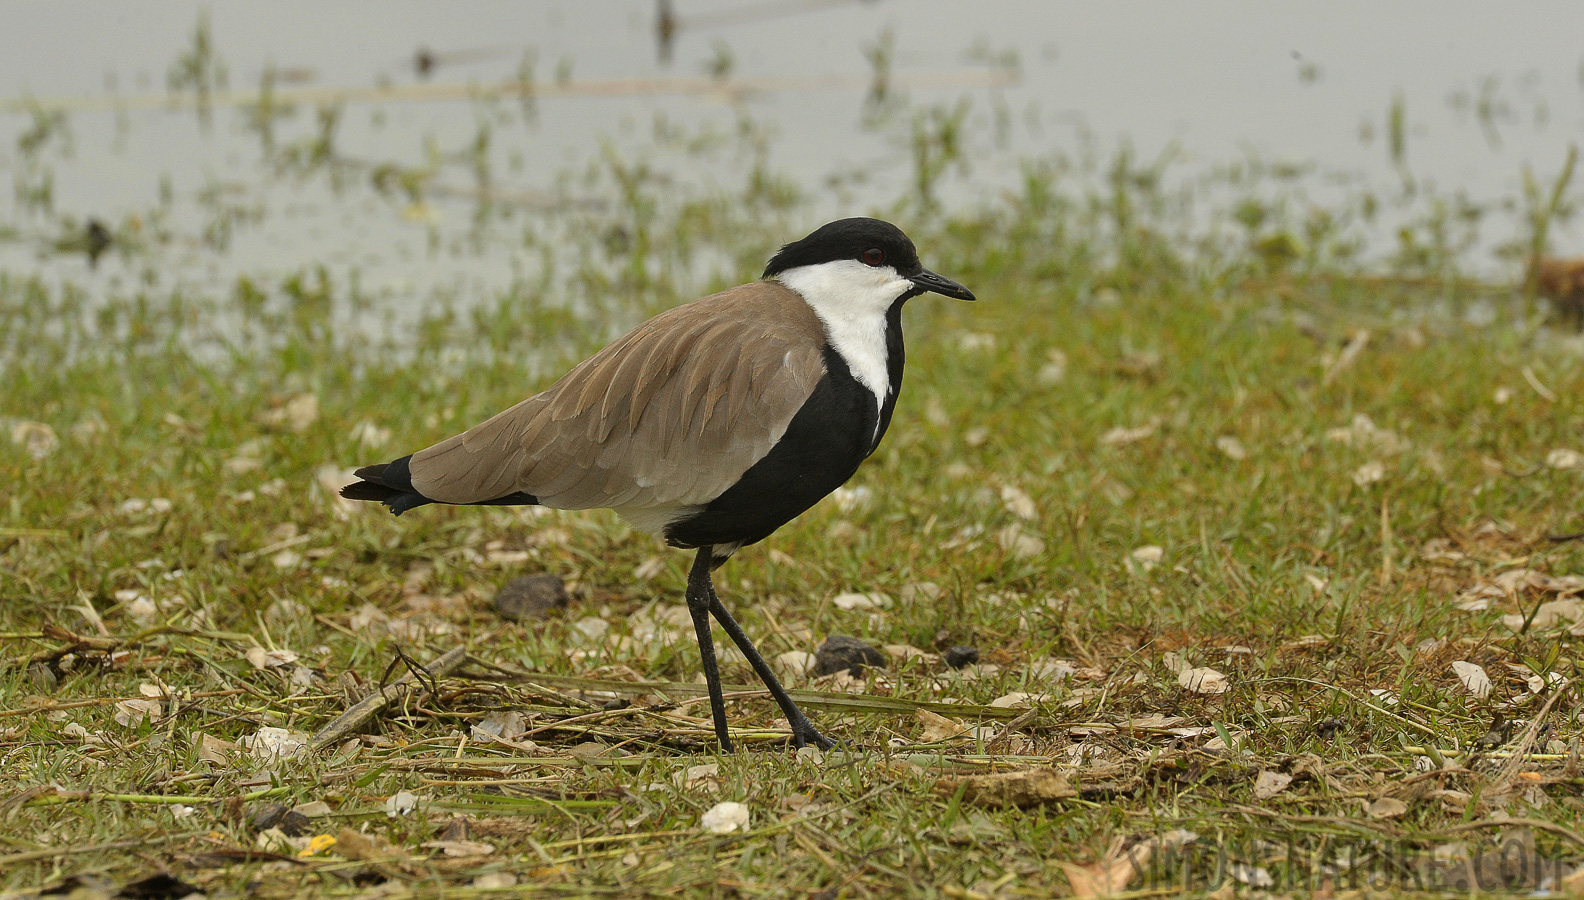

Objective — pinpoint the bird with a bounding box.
[341,217,976,751]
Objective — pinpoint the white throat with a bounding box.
[776,260,912,414]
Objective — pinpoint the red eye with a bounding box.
[862,248,885,267]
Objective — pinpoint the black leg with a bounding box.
[686,546,733,751]
[704,578,836,750]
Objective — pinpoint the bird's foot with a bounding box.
[790,718,838,751]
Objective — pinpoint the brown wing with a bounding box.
[406,282,828,515]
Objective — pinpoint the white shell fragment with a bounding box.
[243,726,310,761]
[1178,667,1229,694]
[1451,661,1491,698]
[1253,770,1293,799]
[700,801,750,834]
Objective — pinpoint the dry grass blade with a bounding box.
[310,646,468,751]
[1491,689,1565,793]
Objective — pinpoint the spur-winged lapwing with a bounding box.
[342,217,976,750]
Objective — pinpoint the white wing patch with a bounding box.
[776,259,911,418]
[614,502,702,535]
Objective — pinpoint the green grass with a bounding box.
[4,187,1584,897]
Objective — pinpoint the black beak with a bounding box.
[909,268,977,302]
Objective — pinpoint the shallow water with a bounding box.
[1,1,1581,317]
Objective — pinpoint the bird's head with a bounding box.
[764,217,976,311]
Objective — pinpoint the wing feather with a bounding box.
[407,282,828,519]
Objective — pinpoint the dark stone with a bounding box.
[276,809,312,837]
[492,573,568,621]
[248,802,288,831]
[438,816,471,842]
[814,635,885,677]
[248,802,311,837]
[114,873,201,899]
[943,645,980,669]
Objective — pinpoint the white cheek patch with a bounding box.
[776,260,910,417]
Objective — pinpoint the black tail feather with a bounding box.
[342,454,432,515]
[386,491,436,515]
[366,455,416,492]
[340,453,537,517]
[351,463,389,483]
[340,480,401,502]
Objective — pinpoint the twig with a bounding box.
[387,644,440,699]
[309,646,467,752]
[984,708,1039,753]
[7,622,254,669]
[1492,689,1564,793]
[11,622,136,667]
[512,706,646,741]
[461,656,602,709]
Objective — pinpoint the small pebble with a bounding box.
[249,802,312,837]
[439,816,472,842]
[248,802,287,831]
[943,645,980,669]
[116,874,199,900]
[814,635,885,676]
[492,573,568,621]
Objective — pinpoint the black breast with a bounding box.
[665,303,905,552]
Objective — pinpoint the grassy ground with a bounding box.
[4,205,1584,898]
